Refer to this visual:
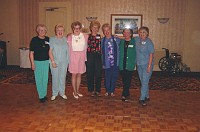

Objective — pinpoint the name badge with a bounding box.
[96,36,100,39]
[128,45,133,48]
[45,41,50,45]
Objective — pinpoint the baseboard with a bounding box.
[154,65,161,71]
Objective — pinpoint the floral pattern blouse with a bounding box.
[87,34,101,53]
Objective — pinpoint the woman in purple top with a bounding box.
[101,23,120,97]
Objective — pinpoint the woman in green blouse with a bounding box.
[119,28,136,101]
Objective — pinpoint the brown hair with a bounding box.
[36,24,47,34]
[71,21,82,30]
[123,28,133,38]
[101,23,111,31]
[139,26,149,37]
[54,24,65,35]
[89,20,101,30]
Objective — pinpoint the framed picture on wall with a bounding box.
[111,14,142,36]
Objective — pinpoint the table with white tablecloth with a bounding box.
[19,47,31,68]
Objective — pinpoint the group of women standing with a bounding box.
[29,20,154,106]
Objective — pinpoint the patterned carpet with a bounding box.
[0,66,200,91]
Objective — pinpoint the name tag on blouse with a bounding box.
[128,45,133,48]
[96,36,100,39]
[45,41,50,45]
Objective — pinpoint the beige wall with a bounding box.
[0,0,199,71]
[183,0,200,72]
[0,0,20,65]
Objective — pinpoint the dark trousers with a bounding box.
[86,52,102,93]
[104,66,119,93]
[120,69,133,97]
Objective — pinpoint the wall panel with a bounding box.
[19,0,186,56]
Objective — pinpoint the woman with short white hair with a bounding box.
[29,24,50,103]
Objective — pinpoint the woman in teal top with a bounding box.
[49,24,69,101]
[119,28,136,101]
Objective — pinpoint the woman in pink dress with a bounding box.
[67,21,88,99]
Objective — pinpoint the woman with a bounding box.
[134,26,155,106]
[86,20,102,97]
[101,23,120,97]
[67,21,88,99]
[29,24,50,103]
[119,28,136,102]
[49,24,69,101]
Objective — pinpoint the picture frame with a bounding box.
[111,14,143,37]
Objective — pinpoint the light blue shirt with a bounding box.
[49,36,69,66]
[134,36,154,65]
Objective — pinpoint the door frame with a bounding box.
[39,2,72,34]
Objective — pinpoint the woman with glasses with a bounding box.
[29,24,50,103]
[67,21,88,99]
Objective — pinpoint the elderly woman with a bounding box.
[67,21,88,99]
[49,24,69,101]
[86,20,102,97]
[29,24,50,103]
[134,26,155,106]
[119,28,136,102]
[101,23,120,97]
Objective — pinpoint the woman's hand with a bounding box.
[147,66,151,73]
[31,64,35,70]
[52,62,57,68]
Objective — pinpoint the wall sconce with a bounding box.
[86,17,97,22]
[157,18,169,24]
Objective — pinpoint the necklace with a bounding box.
[73,35,81,43]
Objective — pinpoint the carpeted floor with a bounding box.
[0,66,200,91]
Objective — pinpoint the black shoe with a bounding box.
[96,92,101,97]
[121,96,128,102]
[91,92,95,97]
[44,96,48,101]
[40,98,45,103]
[139,100,146,106]
[145,97,150,102]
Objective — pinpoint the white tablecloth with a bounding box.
[19,48,31,68]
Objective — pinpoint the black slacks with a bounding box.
[120,69,133,97]
[86,52,102,93]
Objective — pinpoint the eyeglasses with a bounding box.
[73,27,80,30]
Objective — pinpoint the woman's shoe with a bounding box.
[96,92,101,97]
[91,91,95,97]
[51,96,56,101]
[61,95,67,100]
[73,92,79,99]
[121,96,128,102]
[111,93,115,97]
[77,92,83,97]
[104,92,109,96]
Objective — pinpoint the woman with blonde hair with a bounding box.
[49,24,69,101]
[86,20,102,97]
[67,21,88,99]
[29,24,50,103]
[101,23,120,97]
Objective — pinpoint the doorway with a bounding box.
[39,2,72,37]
